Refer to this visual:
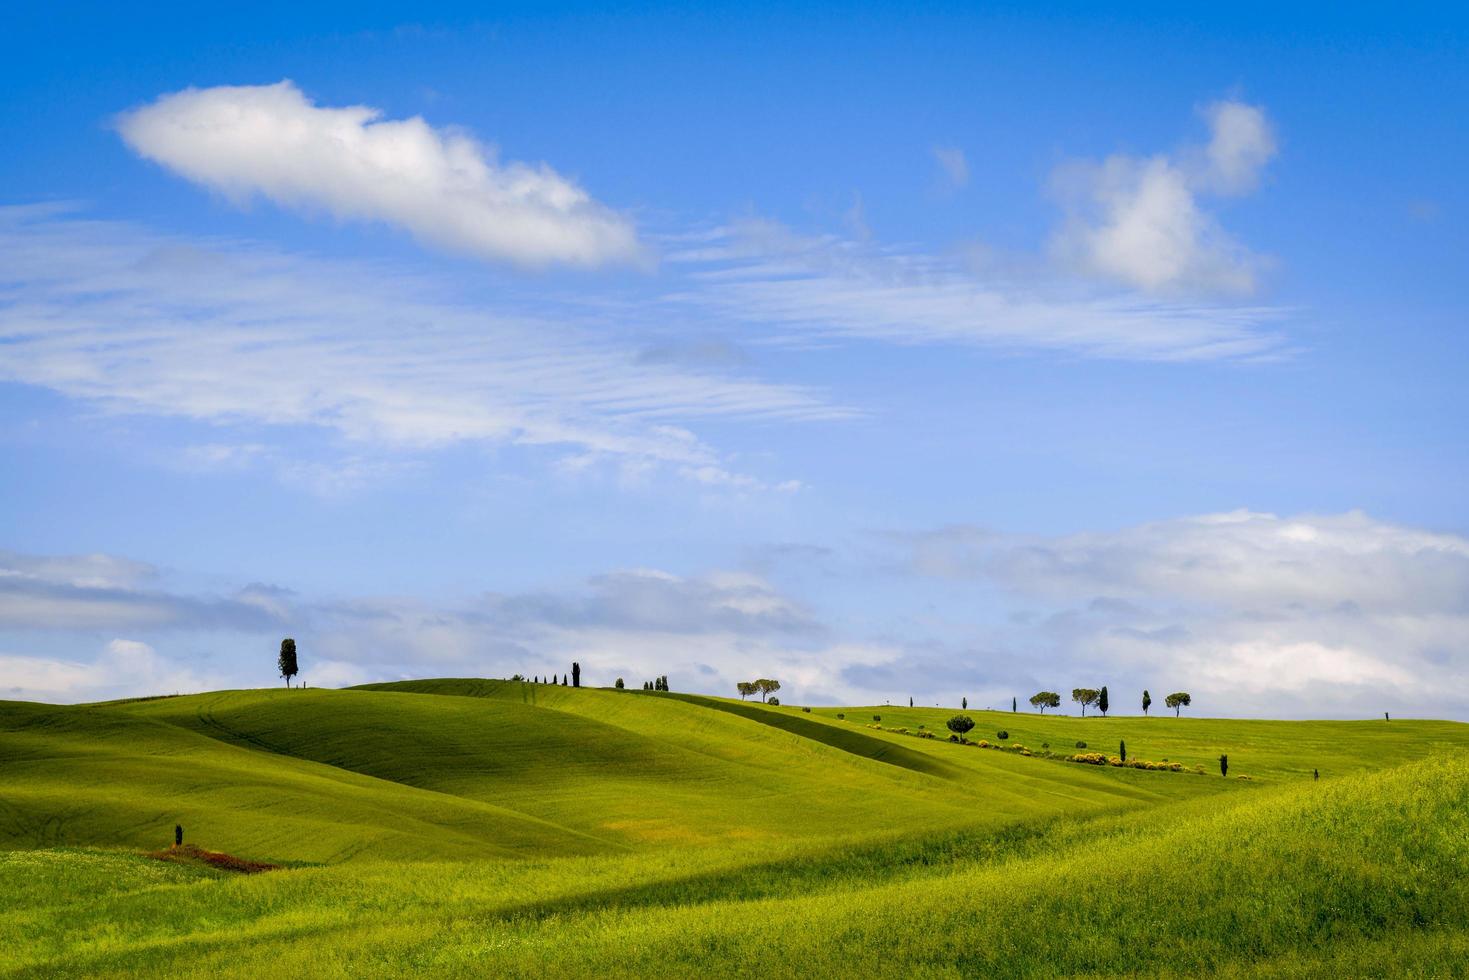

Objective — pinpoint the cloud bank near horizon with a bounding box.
[4,509,1466,719]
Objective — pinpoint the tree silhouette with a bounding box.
[1012,696,1017,713]
[946,714,975,743]
[962,697,967,710]
[1165,692,1192,717]
[278,638,299,689]
[1219,753,1229,777]
[615,678,624,689]
[1030,691,1060,713]
[756,678,781,702]
[1071,688,1099,717]
[1142,690,1152,716]
[572,662,581,688]
[1098,686,1109,717]
[1120,739,1126,762]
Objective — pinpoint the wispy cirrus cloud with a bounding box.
[116,81,641,269]
[664,219,1289,361]
[0,205,843,489]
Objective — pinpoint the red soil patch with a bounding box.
[146,844,281,874]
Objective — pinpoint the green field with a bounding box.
[3,680,1467,976]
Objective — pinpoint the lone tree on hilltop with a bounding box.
[1030,691,1061,714]
[962,697,968,710]
[615,678,624,689]
[946,714,975,743]
[278,638,299,688]
[1142,690,1152,716]
[572,663,581,688]
[1072,688,1099,717]
[1012,696,1017,713]
[910,697,913,708]
[1098,686,1109,717]
[1165,692,1192,717]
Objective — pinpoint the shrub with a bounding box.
[1075,741,1087,749]
[1069,752,1109,765]
[836,713,845,720]
[948,733,959,742]
[977,739,991,748]
[768,697,780,706]
[1010,744,1028,753]
[997,730,1009,740]
[1041,742,1050,749]
[873,715,881,722]
[801,706,811,713]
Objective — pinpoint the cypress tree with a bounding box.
[1120,739,1126,762]
[962,697,967,710]
[278,638,299,688]
[1219,753,1229,777]
[572,662,581,687]
[1098,686,1109,717]
[1142,689,1151,715]
[1012,696,1017,712]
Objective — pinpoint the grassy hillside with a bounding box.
[3,679,1466,976]
[4,752,1466,976]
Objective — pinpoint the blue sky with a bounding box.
[2,3,1466,716]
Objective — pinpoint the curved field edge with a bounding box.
[4,752,1466,977]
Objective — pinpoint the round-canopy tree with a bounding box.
[1165,692,1192,717]
[946,714,975,742]
[1071,688,1099,717]
[1030,691,1061,714]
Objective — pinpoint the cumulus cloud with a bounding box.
[116,81,640,268]
[900,510,1469,717]
[933,145,969,189]
[1051,100,1276,295]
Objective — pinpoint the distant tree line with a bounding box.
[1014,687,1193,717]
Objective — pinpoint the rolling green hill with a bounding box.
[2,680,1467,976]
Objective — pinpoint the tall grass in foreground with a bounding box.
[5,753,1466,977]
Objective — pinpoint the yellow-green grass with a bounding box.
[806,702,1469,779]
[3,752,1465,977]
[0,699,604,862]
[3,680,1467,976]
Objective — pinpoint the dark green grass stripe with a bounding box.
[651,693,966,780]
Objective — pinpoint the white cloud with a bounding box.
[0,639,209,703]
[116,81,641,268]
[0,206,841,487]
[901,510,1469,717]
[932,145,969,189]
[0,549,289,631]
[666,220,1287,361]
[1050,100,1276,295]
